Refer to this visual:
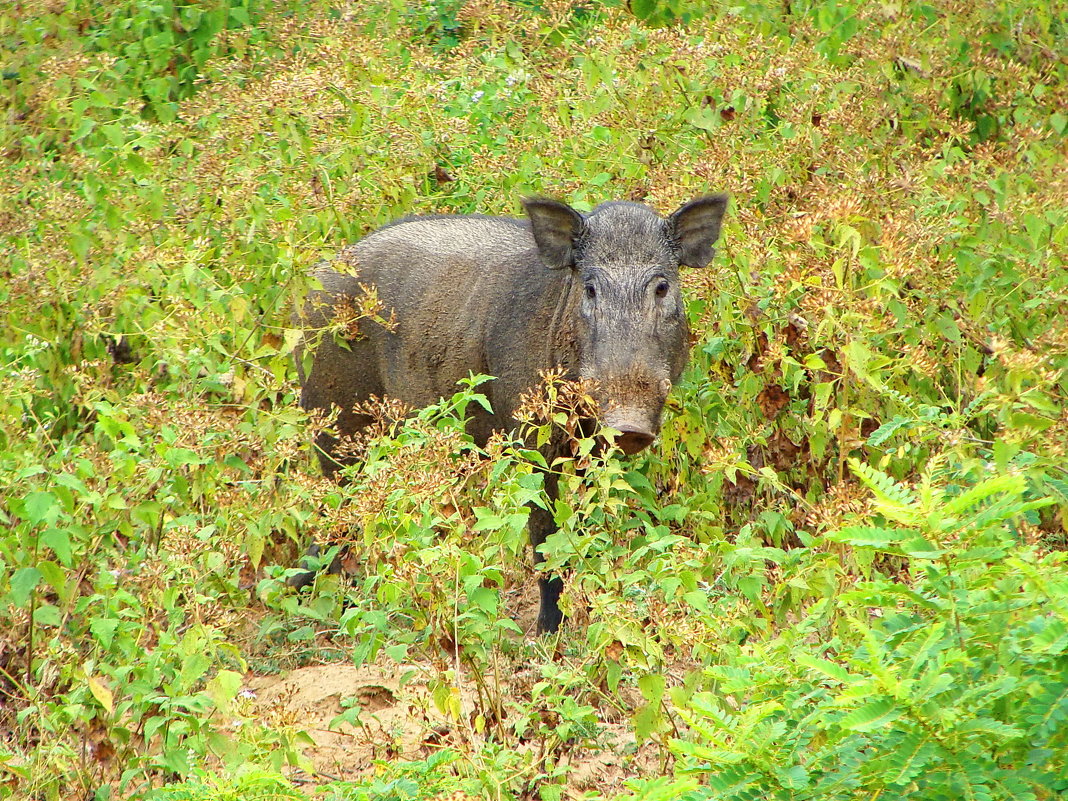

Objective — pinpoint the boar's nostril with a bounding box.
[616,429,655,455]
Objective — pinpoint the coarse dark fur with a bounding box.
[294,195,729,633]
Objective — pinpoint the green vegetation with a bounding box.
[2,0,1066,799]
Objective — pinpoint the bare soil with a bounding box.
[243,583,660,797]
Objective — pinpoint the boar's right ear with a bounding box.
[668,194,729,268]
[522,197,585,270]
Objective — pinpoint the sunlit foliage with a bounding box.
[1,0,1065,798]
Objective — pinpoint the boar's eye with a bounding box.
[654,280,670,299]
[585,284,596,300]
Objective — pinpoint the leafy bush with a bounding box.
[624,460,1067,800]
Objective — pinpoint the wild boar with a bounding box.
[295,194,728,632]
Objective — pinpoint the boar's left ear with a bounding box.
[523,197,586,270]
[668,194,729,268]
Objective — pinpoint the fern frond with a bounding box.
[954,717,1024,740]
[794,654,853,684]
[827,526,915,548]
[675,692,739,738]
[838,697,902,732]
[956,496,1055,539]
[1044,477,1068,503]
[959,390,993,421]
[943,473,1027,516]
[884,730,935,787]
[901,536,944,558]
[1023,681,1068,742]
[953,676,1020,712]
[867,415,913,447]
[849,459,920,528]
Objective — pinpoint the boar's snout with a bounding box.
[603,407,661,455]
[615,427,656,455]
[597,377,672,455]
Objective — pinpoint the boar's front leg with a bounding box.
[286,542,342,589]
[529,469,564,634]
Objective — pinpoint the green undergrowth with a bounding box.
[145,750,469,800]
[2,0,1066,799]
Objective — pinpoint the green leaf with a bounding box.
[814,381,835,410]
[630,0,660,21]
[22,491,58,526]
[669,737,742,764]
[90,617,121,650]
[472,510,505,531]
[1009,411,1055,431]
[207,669,244,712]
[36,560,67,602]
[9,568,41,607]
[633,699,663,742]
[683,589,709,612]
[33,604,62,627]
[160,746,191,776]
[628,776,700,801]
[132,501,162,528]
[468,586,497,614]
[639,673,666,704]
[844,340,876,385]
[684,106,720,132]
[41,528,73,566]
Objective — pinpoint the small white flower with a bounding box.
[471,90,485,102]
